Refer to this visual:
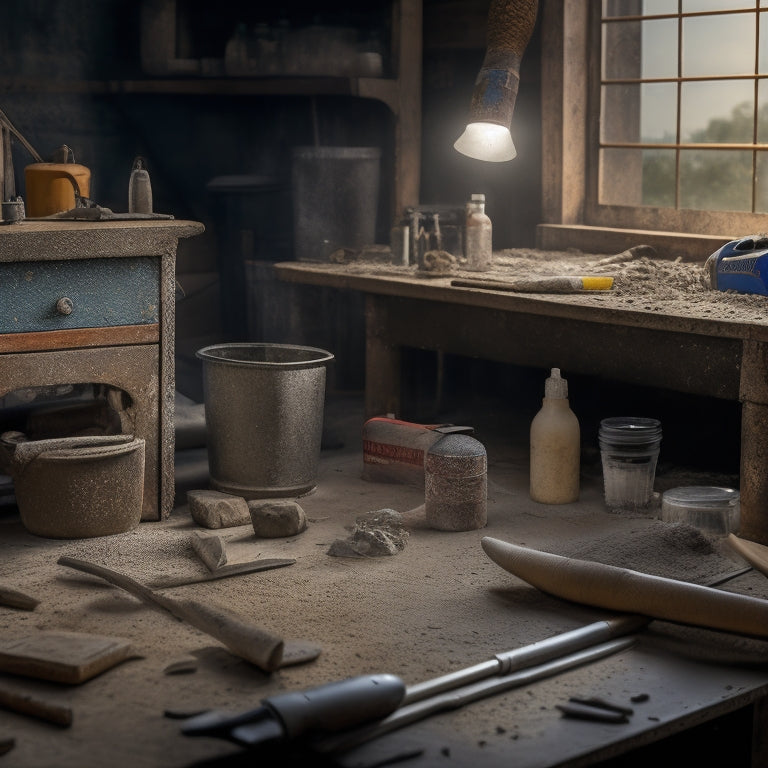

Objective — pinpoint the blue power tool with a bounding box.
[706,234,768,296]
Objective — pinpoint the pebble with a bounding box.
[248,500,307,538]
[187,489,251,529]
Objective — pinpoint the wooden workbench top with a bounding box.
[274,251,768,342]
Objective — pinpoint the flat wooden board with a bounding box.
[0,631,134,684]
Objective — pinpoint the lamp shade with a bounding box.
[454,122,517,163]
[455,0,538,162]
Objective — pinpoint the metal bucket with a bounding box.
[291,146,381,261]
[196,343,334,499]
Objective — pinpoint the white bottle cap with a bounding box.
[471,193,485,202]
[545,368,568,398]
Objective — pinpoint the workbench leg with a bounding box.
[739,340,768,546]
[752,696,768,767]
[365,295,401,418]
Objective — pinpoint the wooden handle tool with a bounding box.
[451,276,614,294]
[727,534,768,579]
[58,556,290,672]
[0,684,72,727]
[481,537,768,639]
[0,585,39,611]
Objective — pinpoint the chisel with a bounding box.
[451,275,614,293]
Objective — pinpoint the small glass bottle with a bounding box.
[464,192,492,271]
[529,368,580,504]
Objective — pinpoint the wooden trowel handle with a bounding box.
[57,556,284,672]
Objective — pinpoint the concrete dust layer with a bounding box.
[336,246,768,325]
[1,396,767,768]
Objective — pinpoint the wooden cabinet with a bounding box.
[0,219,204,521]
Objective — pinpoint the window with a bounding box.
[539,1,768,256]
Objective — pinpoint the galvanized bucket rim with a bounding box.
[196,342,334,369]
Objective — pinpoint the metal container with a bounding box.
[24,161,91,217]
[196,343,334,499]
[291,146,381,261]
[362,416,474,486]
[425,433,487,531]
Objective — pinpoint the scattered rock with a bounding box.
[187,490,250,529]
[327,508,409,558]
[190,531,227,570]
[248,500,307,538]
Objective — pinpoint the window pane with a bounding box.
[757,79,768,141]
[679,149,753,210]
[682,14,755,77]
[600,148,678,207]
[603,19,678,79]
[602,83,678,143]
[602,1,645,19]
[602,84,640,143]
[642,18,679,78]
[603,20,642,79]
[600,148,644,205]
[644,0,675,14]
[684,1,756,10]
[643,149,677,207]
[759,12,768,73]
[680,80,754,143]
[642,83,678,141]
[755,151,768,211]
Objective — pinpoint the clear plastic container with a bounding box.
[598,417,662,512]
[661,486,740,536]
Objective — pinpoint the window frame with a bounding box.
[537,0,768,259]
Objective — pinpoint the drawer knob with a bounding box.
[56,297,74,316]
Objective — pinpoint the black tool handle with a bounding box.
[264,673,405,739]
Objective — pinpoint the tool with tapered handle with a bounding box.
[57,556,319,672]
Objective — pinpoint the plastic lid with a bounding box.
[661,486,740,536]
[662,486,739,509]
[544,368,568,399]
[471,193,485,202]
[599,417,662,445]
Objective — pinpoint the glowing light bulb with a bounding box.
[453,122,517,163]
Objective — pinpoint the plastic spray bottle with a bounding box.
[529,368,580,504]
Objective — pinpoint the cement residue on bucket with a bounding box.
[196,343,334,500]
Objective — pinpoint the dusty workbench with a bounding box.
[272,250,768,549]
[1,392,768,767]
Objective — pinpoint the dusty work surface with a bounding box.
[1,395,768,768]
[276,247,768,331]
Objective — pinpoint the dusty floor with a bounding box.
[2,389,768,768]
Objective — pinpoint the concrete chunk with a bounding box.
[248,500,307,538]
[187,489,250,529]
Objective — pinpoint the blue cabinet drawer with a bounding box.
[0,257,159,333]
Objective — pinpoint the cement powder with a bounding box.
[333,245,768,325]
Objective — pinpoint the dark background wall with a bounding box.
[0,0,543,400]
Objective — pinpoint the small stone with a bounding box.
[187,489,250,529]
[248,500,307,538]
